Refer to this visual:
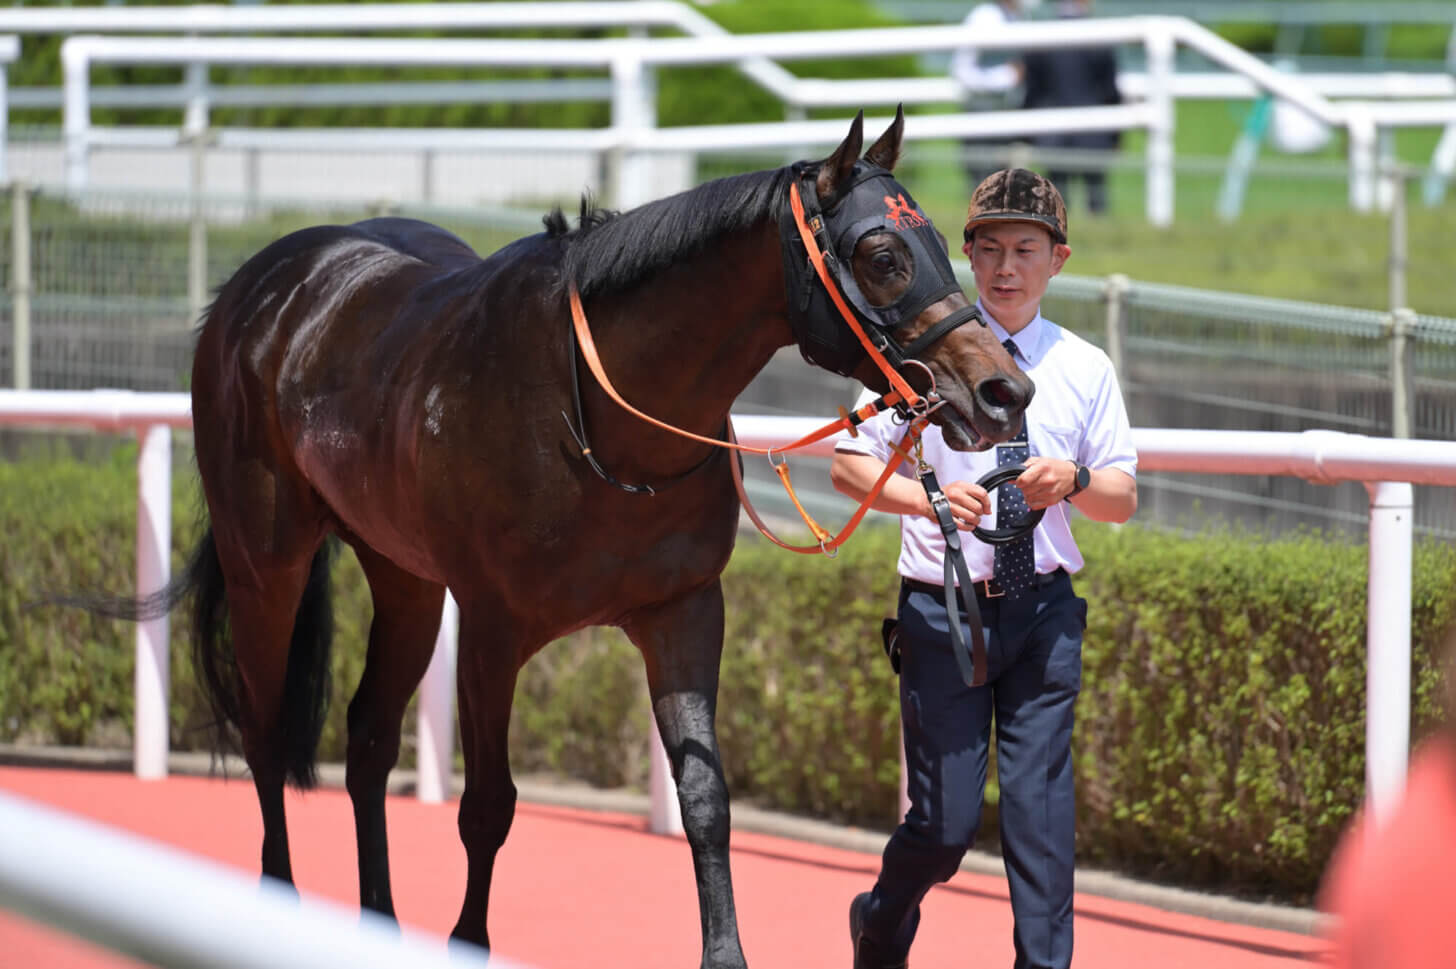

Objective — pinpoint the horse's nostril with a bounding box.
[975,376,1024,413]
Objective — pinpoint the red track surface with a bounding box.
[1,767,1325,968]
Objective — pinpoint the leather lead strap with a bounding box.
[918,466,989,687]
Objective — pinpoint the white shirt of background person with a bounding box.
[949,0,1034,95]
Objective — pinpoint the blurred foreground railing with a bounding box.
[2,391,1454,831]
[0,787,507,969]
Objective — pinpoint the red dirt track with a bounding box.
[1,767,1325,968]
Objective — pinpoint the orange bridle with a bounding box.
[566,180,946,555]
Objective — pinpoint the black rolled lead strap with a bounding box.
[972,463,1045,545]
[919,467,988,688]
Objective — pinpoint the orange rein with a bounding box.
[569,283,921,553]
[565,179,936,554]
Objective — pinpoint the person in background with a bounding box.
[1318,624,1456,969]
[1019,0,1121,214]
[833,168,1138,969]
[951,0,1029,187]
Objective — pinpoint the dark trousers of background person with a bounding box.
[962,135,1012,192]
[858,572,1086,969]
[1036,133,1114,215]
[960,96,1019,191]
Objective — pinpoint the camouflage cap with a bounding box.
[963,168,1068,246]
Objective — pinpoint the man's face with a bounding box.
[962,222,1070,324]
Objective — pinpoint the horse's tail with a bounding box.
[65,526,336,791]
[189,530,337,791]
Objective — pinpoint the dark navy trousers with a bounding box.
[860,571,1086,969]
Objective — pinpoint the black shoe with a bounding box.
[849,892,907,969]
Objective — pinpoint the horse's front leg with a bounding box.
[450,597,524,952]
[627,580,747,969]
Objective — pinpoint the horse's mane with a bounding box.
[546,166,793,299]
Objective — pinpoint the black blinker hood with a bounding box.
[778,160,981,378]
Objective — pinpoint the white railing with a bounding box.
[3,391,1454,827]
[45,15,1456,222]
[0,788,507,969]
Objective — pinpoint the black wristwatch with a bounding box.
[1066,462,1091,500]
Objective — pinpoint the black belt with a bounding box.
[903,568,1066,602]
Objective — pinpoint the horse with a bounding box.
[161,109,1032,967]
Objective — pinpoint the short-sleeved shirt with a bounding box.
[835,304,1137,586]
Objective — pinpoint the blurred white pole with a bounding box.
[1364,481,1412,825]
[134,425,171,780]
[0,37,12,185]
[0,791,500,969]
[1144,23,1176,227]
[1348,107,1378,211]
[416,592,459,804]
[610,53,655,209]
[648,717,683,836]
[61,40,90,192]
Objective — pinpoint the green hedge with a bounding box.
[3,446,1453,901]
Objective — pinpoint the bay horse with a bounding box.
[169,109,1031,966]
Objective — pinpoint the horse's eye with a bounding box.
[871,251,898,274]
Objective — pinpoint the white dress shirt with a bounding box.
[835,304,1137,586]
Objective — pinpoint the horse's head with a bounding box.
[779,108,1033,451]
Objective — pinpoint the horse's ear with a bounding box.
[816,111,865,200]
[863,105,906,172]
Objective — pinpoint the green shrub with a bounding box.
[1073,523,1456,900]
[5,447,1453,902]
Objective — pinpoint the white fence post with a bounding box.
[610,53,654,210]
[134,424,172,780]
[61,39,91,193]
[0,36,14,185]
[1144,22,1176,228]
[1348,107,1378,212]
[416,591,459,804]
[1364,480,1413,825]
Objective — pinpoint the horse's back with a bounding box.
[349,217,481,270]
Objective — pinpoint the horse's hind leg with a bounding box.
[341,540,446,918]
[210,529,331,886]
[627,581,748,969]
[449,597,525,950]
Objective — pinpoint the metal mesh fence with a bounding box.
[1037,273,1456,540]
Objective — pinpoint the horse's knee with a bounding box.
[458,783,518,849]
[344,711,402,794]
[677,760,730,851]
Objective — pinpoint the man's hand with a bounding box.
[1015,456,1076,510]
[934,479,992,531]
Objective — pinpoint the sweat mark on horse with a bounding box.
[130,110,1031,967]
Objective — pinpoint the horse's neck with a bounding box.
[594,226,791,432]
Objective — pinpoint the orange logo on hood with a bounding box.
[884,193,928,230]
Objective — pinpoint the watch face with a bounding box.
[1075,464,1091,491]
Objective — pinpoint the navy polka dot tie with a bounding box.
[994,339,1035,600]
